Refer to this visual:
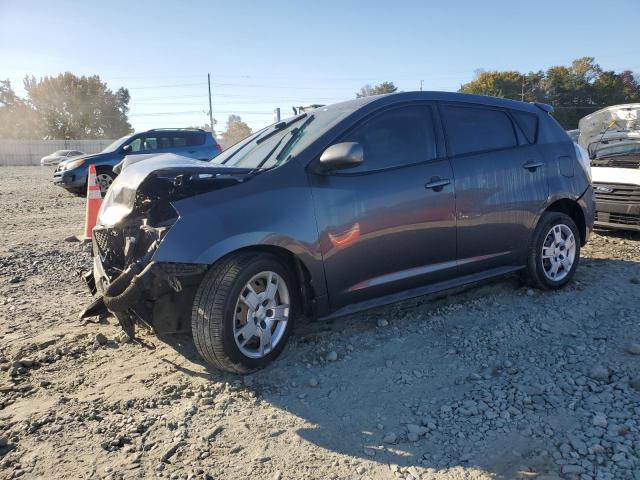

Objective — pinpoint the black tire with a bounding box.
[95,167,115,196]
[525,211,581,290]
[191,252,296,373]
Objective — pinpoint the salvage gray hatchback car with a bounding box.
[82,92,594,373]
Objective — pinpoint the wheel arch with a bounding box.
[207,245,316,319]
[543,198,587,246]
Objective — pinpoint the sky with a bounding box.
[1,0,639,136]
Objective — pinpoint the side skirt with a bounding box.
[318,265,524,321]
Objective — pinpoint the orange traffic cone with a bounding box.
[82,164,103,241]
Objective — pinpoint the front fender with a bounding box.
[150,169,326,296]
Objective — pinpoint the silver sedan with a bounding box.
[40,150,85,166]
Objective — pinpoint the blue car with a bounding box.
[53,128,222,195]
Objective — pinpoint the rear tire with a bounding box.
[191,253,296,373]
[525,212,580,290]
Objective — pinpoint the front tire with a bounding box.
[95,168,115,196]
[525,212,580,290]
[191,253,296,373]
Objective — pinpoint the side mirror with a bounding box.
[319,142,364,171]
[121,144,132,154]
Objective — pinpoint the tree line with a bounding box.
[0,73,132,139]
[1,58,638,140]
[458,57,640,129]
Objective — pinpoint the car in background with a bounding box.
[53,129,222,195]
[566,129,579,142]
[40,149,85,166]
[578,104,640,232]
[83,91,594,373]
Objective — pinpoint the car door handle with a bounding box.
[188,150,197,154]
[424,178,451,191]
[523,161,543,171]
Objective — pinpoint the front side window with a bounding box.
[442,105,517,156]
[127,138,142,152]
[337,105,437,172]
[102,135,133,153]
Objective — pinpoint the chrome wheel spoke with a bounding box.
[264,273,279,301]
[235,322,255,346]
[258,327,272,356]
[240,285,260,310]
[271,304,289,322]
[233,270,290,359]
[564,237,575,251]
[553,226,563,244]
[541,223,576,282]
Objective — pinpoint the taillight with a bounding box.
[214,144,222,152]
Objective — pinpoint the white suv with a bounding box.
[579,104,640,232]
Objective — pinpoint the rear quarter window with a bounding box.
[442,104,518,156]
[510,110,538,144]
[186,132,206,146]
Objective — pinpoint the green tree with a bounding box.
[459,57,640,129]
[0,79,39,139]
[219,115,252,149]
[23,72,132,139]
[356,81,398,98]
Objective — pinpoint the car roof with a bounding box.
[142,128,209,133]
[322,91,544,116]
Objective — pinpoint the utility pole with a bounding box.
[521,74,525,102]
[207,73,214,133]
[420,80,424,91]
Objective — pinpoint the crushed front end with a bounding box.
[80,156,253,338]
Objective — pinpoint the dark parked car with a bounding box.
[53,128,221,195]
[82,92,594,373]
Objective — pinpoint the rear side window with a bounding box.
[338,105,437,172]
[186,132,206,146]
[442,105,517,156]
[510,110,538,144]
[172,136,187,147]
[141,137,158,151]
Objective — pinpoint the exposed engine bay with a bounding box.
[80,156,255,339]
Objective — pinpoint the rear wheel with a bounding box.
[191,253,296,373]
[525,212,580,289]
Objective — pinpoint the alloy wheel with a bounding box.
[96,173,113,195]
[233,271,290,359]
[541,224,576,282]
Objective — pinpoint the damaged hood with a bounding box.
[97,154,252,227]
[579,104,640,153]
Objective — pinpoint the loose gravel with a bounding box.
[1,166,639,480]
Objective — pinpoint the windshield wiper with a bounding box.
[253,114,315,171]
[221,114,308,165]
[255,113,307,145]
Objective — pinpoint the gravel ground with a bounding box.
[1,166,639,480]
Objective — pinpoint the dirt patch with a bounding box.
[1,166,639,480]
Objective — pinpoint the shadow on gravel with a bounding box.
[593,227,640,240]
[154,256,639,479]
